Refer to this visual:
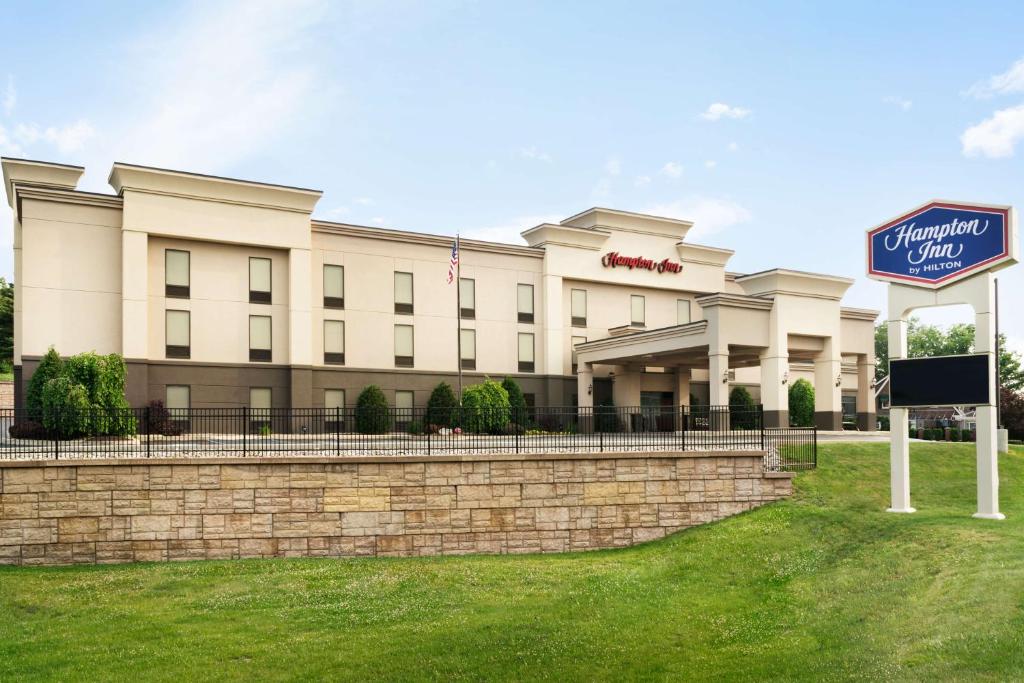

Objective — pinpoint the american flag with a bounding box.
[447,237,459,284]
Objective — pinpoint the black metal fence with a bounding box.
[0,404,815,470]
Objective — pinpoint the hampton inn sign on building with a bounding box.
[2,157,878,429]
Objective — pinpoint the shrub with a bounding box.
[355,385,390,434]
[461,379,510,434]
[729,386,757,429]
[1001,387,1024,440]
[145,400,185,436]
[502,377,529,425]
[878,415,890,431]
[407,420,424,435]
[425,382,459,428]
[950,428,961,442]
[962,429,975,442]
[788,379,815,427]
[26,347,63,421]
[41,376,91,438]
[8,420,47,439]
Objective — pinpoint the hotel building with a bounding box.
[2,157,878,429]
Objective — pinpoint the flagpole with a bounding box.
[455,234,463,404]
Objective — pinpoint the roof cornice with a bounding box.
[840,306,880,321]
[12,185,123,222]
[694,292,774,311]
[312,221,544,258]
[575,321,709,353]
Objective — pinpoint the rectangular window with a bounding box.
[459,278,475,319]
[571,289,587,327]
[631,295,646,326]
[395,390,414,429]
[518,332,535,373]
[165,310,190,359]
[324,264,344,309]
[249,387,272,429]
[249,315,272,362]
[677,299,691,325]
[571,335,587,374]
[394,271,413,314]
[395,324,414,367]
[460,328,476,370]
[249,257,272,304]
[325,389,345,430]
[166,385,190,424]
[517,284,534,323]
[165,250,190,299]
[324,320,345,365]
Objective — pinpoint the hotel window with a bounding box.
[460,328,476,370]
[518,332,535,373]
[631,295,646,326]
[395,390,414,429]
[249,315,272,362]
[571,289,587,327]
[459,278,475,319]
[324,264,344,309]
[325,389,345,430]
[165,385,190,425]
[249,257,272,304]
[249,387,272,430]
[165,249,190,299]
[165,310,190,359]
[395,324,414,367]
[394,271,414,314]
[677,299,691,325]
[571,335,587,374]
[517,284,534,323]
[324,320,345,365]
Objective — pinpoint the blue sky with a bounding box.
[2,0,1023,351]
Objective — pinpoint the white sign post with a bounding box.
[866,200,1018,519]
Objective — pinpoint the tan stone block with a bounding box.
[130,515,172,540]
[1,493,39,519]
[57,517,99,542]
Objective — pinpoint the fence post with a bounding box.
[760,405,765,451]
[599,428,603,453]
[242,406,248,457]
[515,421,520,454]
[335,406,341,457]
[145,406,151,458]
[54,407,59,461]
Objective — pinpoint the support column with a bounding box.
[708,351,729,431]
[887,317,913,513]
[612,364,642,432]
[122,230,149,407]
[577,361,594,433]
[856,356,876,431]
[288,248,313,420]
[675,367,691,431]
[813,338,843,430]
[759,353,789,428]
[973,283,1003,519]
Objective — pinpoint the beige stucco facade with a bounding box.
[3,157,878,428]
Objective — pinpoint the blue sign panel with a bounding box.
[867,201,1013,288]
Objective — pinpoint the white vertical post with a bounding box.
[973,275,1003,519]
[887,317,914,513]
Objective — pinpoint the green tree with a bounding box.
[501,377,528,425]
[0,277,13,372]
[461,379,510,434]
[355,385,390,434]
[728,386,757,429]
[26,347,64,421]
[788,378,815,427]
[425,382,459,428]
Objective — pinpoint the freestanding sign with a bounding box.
[867,200,1018,520]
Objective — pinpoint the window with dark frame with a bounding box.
[324,389,345,431]
[165,249,190,299]
[517,283,534,323]
[249,257,272,304]
[394,271,413,314]
[165,309,190,359]
[631,295,646,326]
[249,315,272,362]
[324,320,345,365]
[324,264,344,309]
[249,387,272,430]
[518,332,535,373]
[460,328,476,370]
[395,324,414,367]
[395,390,414,429]
[165,385,190,426]
[571,288,587,327]
[677,299,691,325]
[459,278,475,319]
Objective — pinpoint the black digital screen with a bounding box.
[889,354,991,407]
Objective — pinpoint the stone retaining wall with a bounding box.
[0,451,793,566]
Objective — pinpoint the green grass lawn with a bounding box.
[2,443,1023,682]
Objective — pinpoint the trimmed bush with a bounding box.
[502,377,529,425]
[962,429,974,442]
[355,385,390,434]
[26,347,63,421]
[950,428,961,442]
[461,379,510,434]
[425,382,459,428]
[41,376,91,438]
[788,379,815,427]
[729,386,757,429]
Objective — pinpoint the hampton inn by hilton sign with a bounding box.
[601,251,683,274]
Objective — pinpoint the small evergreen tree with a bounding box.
[426,382,459,428]
[461,379,510,433]
[788,378,815,427]
[355,385,390,434]
[501,377,528,425]
[26,347,64,421]
[728,386,757,429]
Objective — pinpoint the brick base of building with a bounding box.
[0,451,793,566]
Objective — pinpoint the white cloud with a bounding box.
[519,146,552,163]
[634,175,651,187]
[460,213,562,245]
[882,96,913,111]
[325,206,350,219]
[112,0,331,171]
[727,141,738,152]
[604,157,621,176]
[14,120,95,153]
[700,102,751,121]
[0,124,16,154]
[961,104,1024,158]
[2,76,14,116]
[371,217,385,225]
[644,197,752,240]
[704,160,717,169]
[964,57,1024,99]
[661,161,683,178]
[353,197,374,206]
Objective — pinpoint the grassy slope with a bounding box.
[1,443,1023,682]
